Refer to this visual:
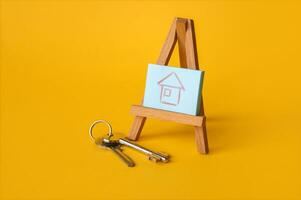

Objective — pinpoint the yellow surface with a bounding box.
[1,1,301,199]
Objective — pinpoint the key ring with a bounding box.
[89,120,113,141]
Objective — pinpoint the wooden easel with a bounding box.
[127,17,209,154]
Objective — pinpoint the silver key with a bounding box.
[90,120,135,167]
[118,138,170,163]
[110,147,135,167]
[96,138,135,167]
[89,119,170,166]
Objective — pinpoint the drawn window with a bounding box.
[163,88,172,97]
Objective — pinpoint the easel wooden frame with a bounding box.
[127,17,209,154]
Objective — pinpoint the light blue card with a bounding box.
[143,64,204,116]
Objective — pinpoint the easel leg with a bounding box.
[194,117,209,154]
[127,116,146,140]
[199,95,205,116]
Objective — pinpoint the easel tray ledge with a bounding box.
[130,105,205,127]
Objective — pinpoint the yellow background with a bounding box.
[1,1,301,199]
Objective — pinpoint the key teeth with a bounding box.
[148,155,158,162]
[128,163,135,167]
[148,155,170,163]
[158,152,170,159]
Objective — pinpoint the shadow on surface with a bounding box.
[134,113,257,154]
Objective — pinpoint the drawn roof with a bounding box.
[157,72,185,90]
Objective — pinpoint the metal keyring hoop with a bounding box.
[89,120,113,141]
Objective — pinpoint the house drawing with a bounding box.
[157,72,185,106]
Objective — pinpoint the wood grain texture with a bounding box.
[176,18,188,67]
[194,117,209,154]
[130,105,204,127]
[199,95,205,116]
[157,18,177,65]
[185,19,199,70]
[127,116,146,140]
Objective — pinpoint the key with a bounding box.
[90,120,135,167]
[89,119,170,166]
[110,147,135,167]
[118,138,170,163]
[96,138,135,167]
